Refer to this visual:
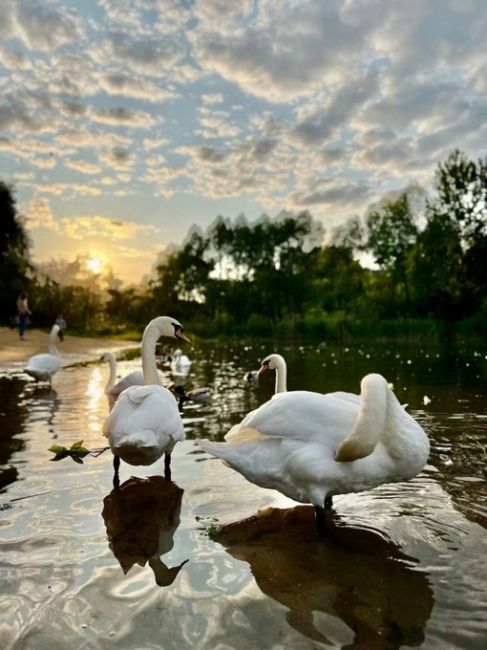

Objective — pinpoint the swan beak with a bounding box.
[257,364,268,376]
[175,329,190,343]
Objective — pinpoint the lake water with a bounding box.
[1,337,486,649]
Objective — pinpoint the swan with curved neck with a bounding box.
[103,316,189,482]
[199,373,429,535]
[101,352,164,407]
[258,353,287,393]
[24,324,62,383]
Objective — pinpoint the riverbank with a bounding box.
[0,327,138,372]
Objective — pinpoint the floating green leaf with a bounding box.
[48,445,67,454]
[71,440,84,450]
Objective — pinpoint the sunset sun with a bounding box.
[86,254,105,275]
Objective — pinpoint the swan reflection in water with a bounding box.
[102,476,188,587]
[213,506,434,648]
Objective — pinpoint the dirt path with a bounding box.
[0,327,138,372]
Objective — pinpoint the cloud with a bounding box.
[14,0,82,52]
[100,146,134,170]
[289,179,371,209]
[61,215,159,241]
[191,1,369,101]
[98,72,177,103]
[24,197,57,229]
[90,106,157,128]
[65,160,101,175]
[104,30,181,75]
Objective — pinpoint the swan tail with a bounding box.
[335,373,389,462]
[198,439,243,469]
[111,429,166,466]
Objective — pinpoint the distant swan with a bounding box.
[170,349,191,376]
[103,316,189,482]
[100,352,164,408]
[199,374,429,535]
[24,324,62,383]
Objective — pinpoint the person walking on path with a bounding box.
[16,292,31,340]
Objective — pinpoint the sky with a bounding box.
[1,0,486,284]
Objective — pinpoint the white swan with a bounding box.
[103,316,189,480]
[100,352,164,407]
[257,353,287,393]
[199,373,429,535]
[24,324,62,383]
[170,349,191,376]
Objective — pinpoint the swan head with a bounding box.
[148,316,190,343]
[258,353,285,375]
[99,352,114,363]
[50,324,62,340]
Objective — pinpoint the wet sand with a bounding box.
[0,327,138,370]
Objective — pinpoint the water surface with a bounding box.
[0,338,486,649]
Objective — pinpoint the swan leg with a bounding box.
[164,453,171,480]
[113,455,120,489]
[315,498,333,536]
[314,505,326,537]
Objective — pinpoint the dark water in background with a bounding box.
[0,337,486,649]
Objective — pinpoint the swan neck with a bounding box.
[48,329,60,356]
[274,359,287,393]
[141,324,162,385]
[105,356,117,392]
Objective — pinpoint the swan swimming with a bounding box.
[172,385,211,409]
[199,373,429,535]
[24,324,62,383]
[170,349,191,376]
[103,316,189,483]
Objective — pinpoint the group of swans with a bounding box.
[27,316,430,536]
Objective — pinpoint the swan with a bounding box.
[170,349,191,376]
[172,384,211,409]
[257,353,287,393]
[24,324,62,383]
[198,373,429,535]
[103,316,189,481]
[100,352,164,407]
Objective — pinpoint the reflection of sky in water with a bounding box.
[0,339,486,648]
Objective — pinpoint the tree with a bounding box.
[435,149,487,245]
[0,180,31,318]
[363,192,418,314]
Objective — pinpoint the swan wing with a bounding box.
[103,385,185,444]
[111,370,145,396]
[226,391,359,447]
[25,353,61,375]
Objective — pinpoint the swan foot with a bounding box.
[164,453,171,480]
[113,455,120,489]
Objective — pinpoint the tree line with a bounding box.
[1,149,486,339]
